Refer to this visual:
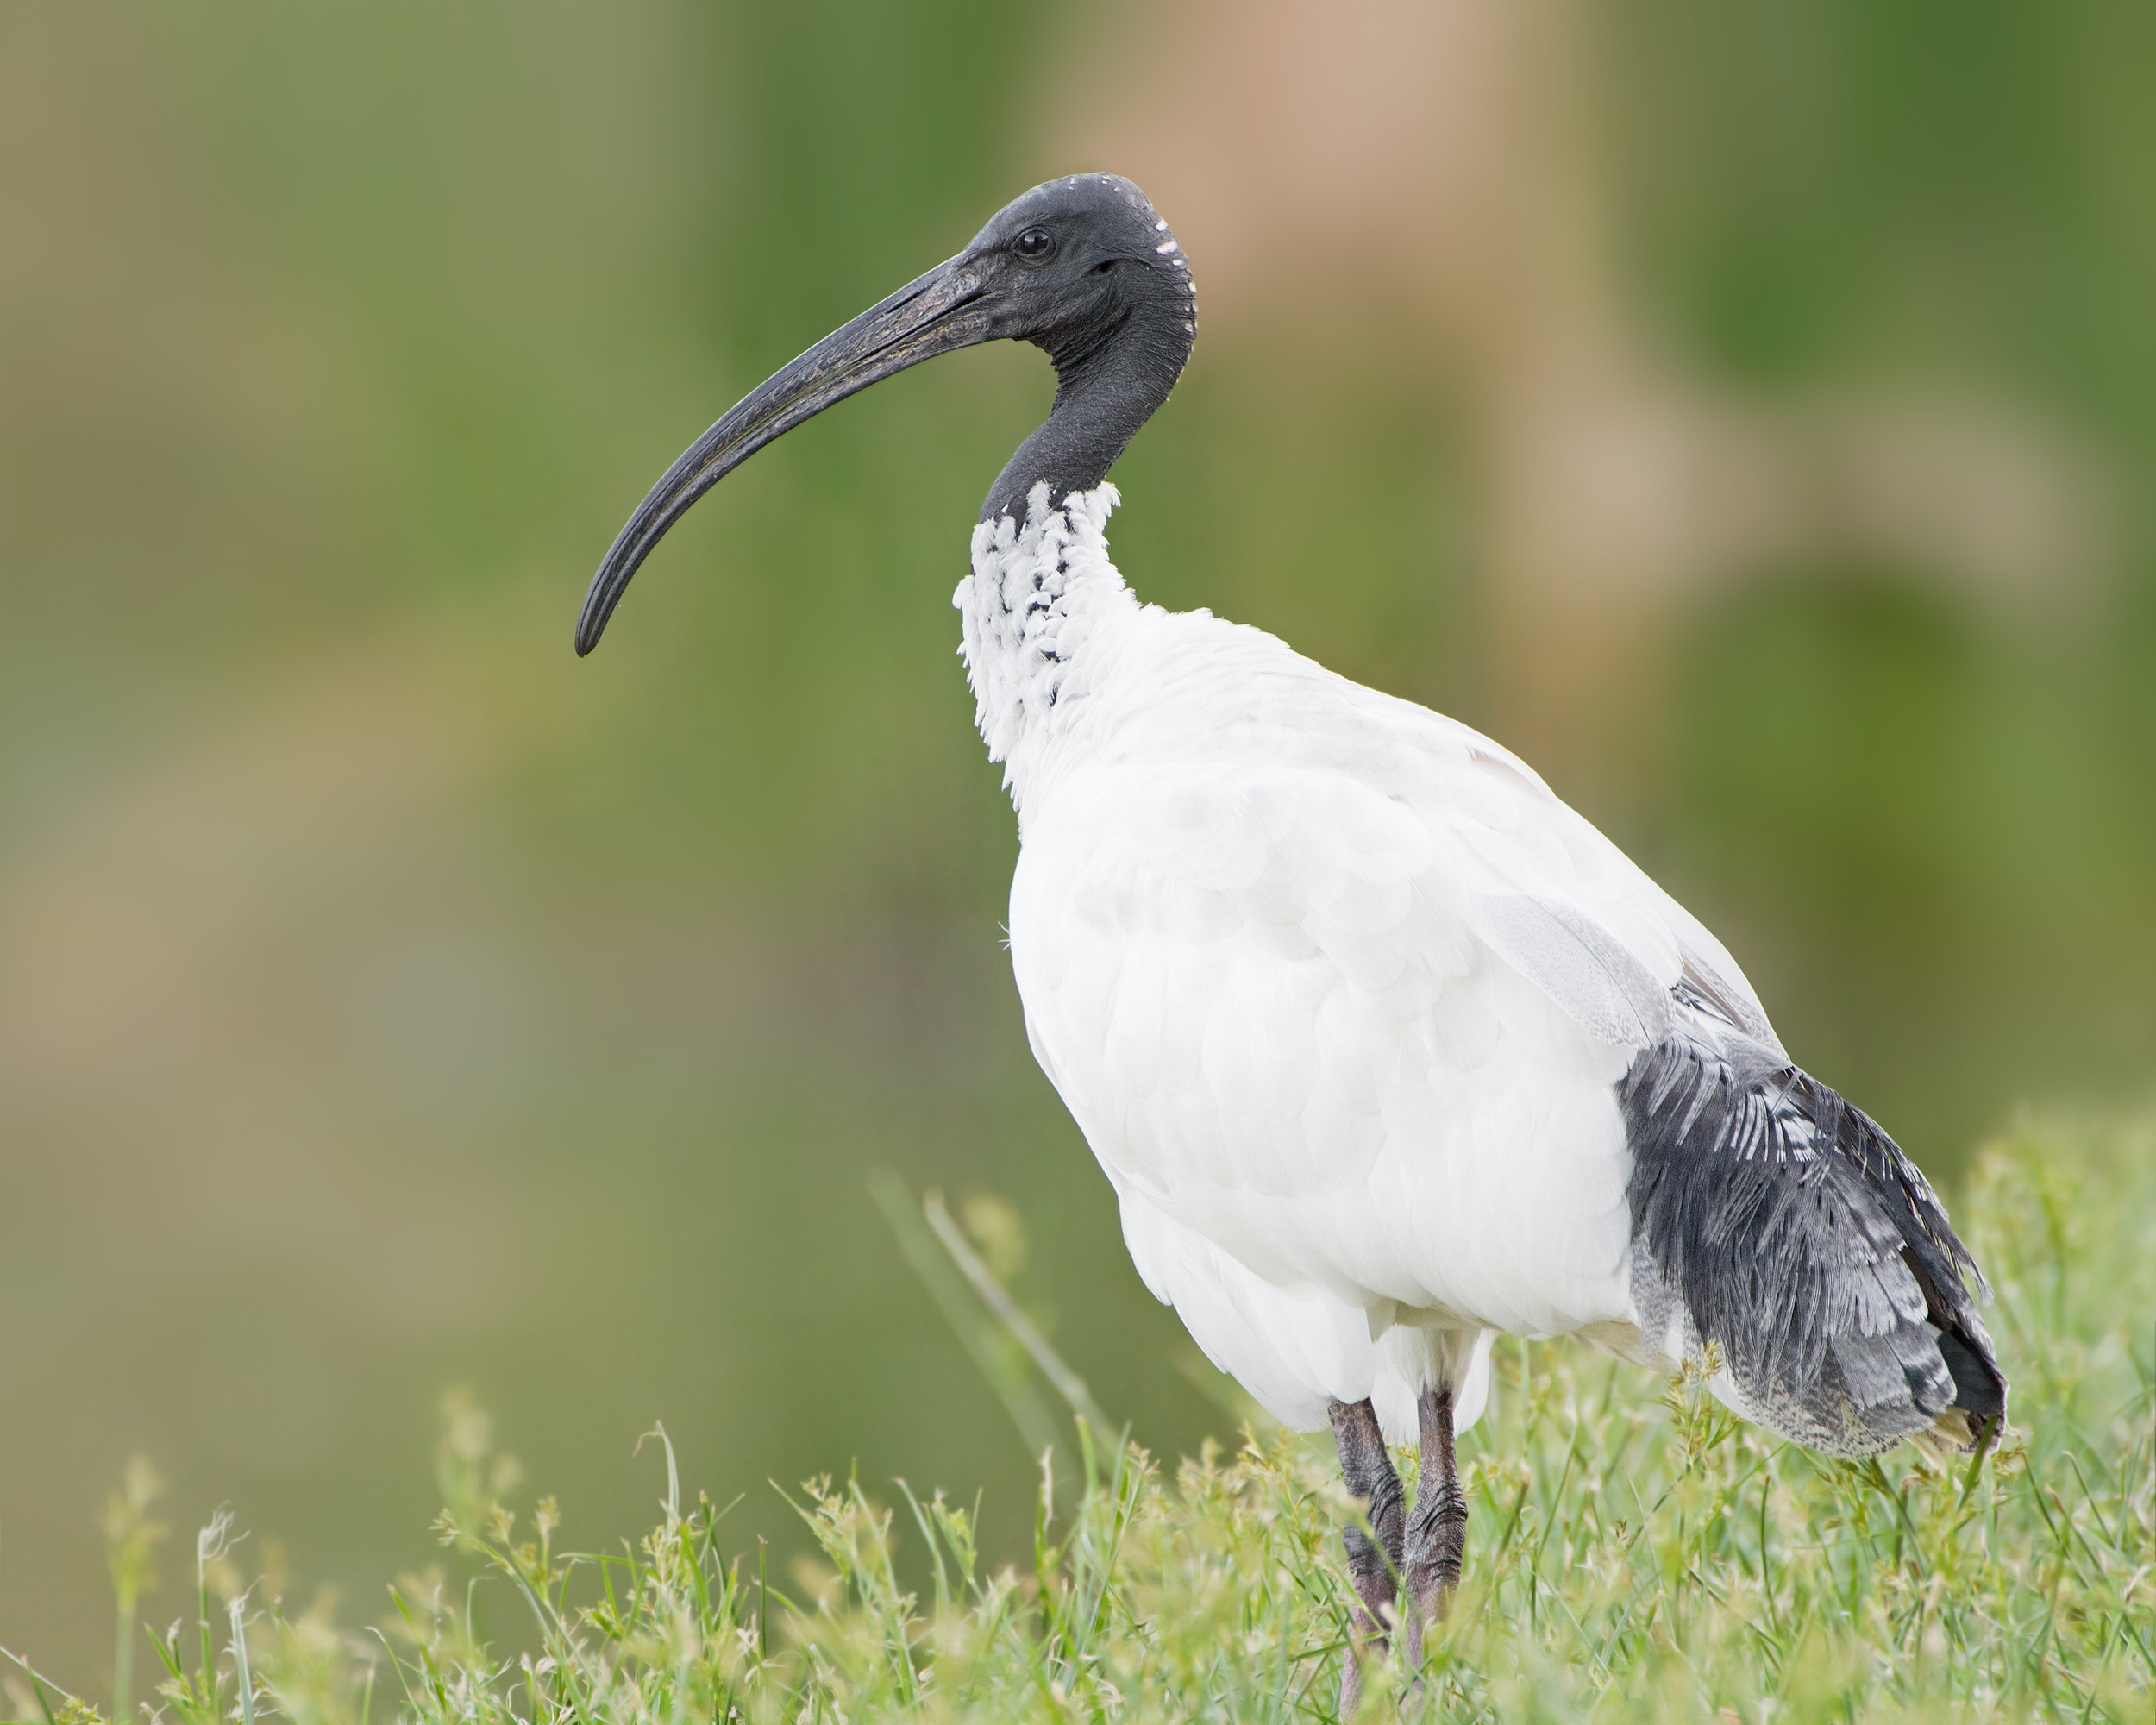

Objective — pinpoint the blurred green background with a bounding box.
[2,0,2151,1690]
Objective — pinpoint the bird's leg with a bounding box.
[1399,1386,1469,1672]
[1328,1396,1404,1713]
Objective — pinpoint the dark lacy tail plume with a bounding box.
[1622,988,2006,1458]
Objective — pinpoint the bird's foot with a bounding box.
[1337,1574,1399,1716]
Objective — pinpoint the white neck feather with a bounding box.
[954,480,1138,816]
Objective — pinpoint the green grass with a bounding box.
[8,1113,2151,1723]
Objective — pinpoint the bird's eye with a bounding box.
[1013,227,1054,260]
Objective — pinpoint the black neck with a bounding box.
[981,283,1193,524]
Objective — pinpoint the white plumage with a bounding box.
[962,480,1765,1443]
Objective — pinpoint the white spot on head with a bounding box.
[1154,217,1168,231]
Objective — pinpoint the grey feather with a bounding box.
[1621,985,2007,1458]
[1472,894,1673,1048]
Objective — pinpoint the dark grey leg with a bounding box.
[1328,1396,1403,1714]
[1399,1386,1469,1671]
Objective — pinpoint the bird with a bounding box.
[575,173,2008,1699]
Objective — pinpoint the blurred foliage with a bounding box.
[1596,0,2156,1157]
[0,0,2150,1695]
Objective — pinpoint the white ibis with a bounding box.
[577,174,2006,1692]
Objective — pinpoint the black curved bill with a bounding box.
[577,254,994,656]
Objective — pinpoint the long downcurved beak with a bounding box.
[577,254,996,655]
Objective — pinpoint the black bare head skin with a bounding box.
[575,173,1194,655]
[958,174,1199,522]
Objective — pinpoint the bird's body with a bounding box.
[580,172,2005,1693]
[963,478,1992,1461]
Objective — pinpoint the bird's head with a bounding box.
[960,173,1198,383]
[577,173,1194,656]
